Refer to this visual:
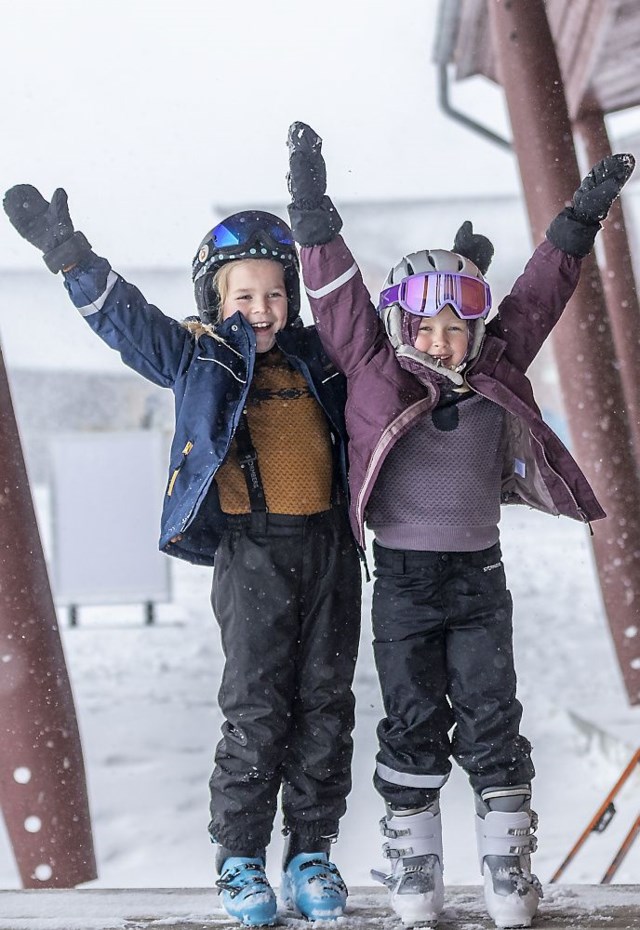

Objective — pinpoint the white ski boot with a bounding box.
[475,785,542,928]
[371,801,444,927]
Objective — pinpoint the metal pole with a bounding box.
[488,0,640,704]
[0,341,97,887]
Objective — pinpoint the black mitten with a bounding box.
[287,121,326,209]
[452,220,494,274]
[546,153,635,257]
[287,121,342,246]
[3,184,92,272]
[572,153,635,224]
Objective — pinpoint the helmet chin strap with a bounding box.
[395,344,466,386]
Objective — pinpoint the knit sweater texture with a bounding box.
[367,393,505,551]
[215,346,334,515]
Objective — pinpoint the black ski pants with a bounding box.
[372,541,534,809]
[208,507,362,854]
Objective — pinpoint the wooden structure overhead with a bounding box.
[436,0,640,118]
[434,0,640,707]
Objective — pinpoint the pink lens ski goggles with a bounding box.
[378,271,492,320]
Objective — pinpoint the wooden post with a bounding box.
[0,342,97,886]
[488,0,640,704]
[574,97,640,459]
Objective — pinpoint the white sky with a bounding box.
[0,0,523,269]
[1,0,638,271]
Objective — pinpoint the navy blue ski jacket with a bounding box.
[62,253,350,566]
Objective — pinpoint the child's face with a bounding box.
[413,304,469,370]
[221,260,288,353]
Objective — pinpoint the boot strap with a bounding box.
[477,811,538,860]
[380,817,411,839]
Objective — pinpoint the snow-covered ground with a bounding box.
[1,503,639,894]
[2,885,640,930]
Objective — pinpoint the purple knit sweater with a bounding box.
[368,394,505,551]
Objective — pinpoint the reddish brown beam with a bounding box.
[488,0,640,704]
[544,0,612,119]
[575,98,640,461]
[0,343,96,887]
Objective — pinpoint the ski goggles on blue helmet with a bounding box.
[378,271,491,320]
[207,211,295,252]
[192,210,300,323]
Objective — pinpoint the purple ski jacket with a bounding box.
[300,235,605,548]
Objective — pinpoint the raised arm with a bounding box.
[491,153,636,371]
[4,185,191,387]
[547,153,636,257]
[286,121,387,377]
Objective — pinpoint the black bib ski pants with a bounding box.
[208,507,362,854]
[372,541,534,809]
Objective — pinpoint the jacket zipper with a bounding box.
[278,347,347,476]
[167,440,194,497]
[356,397,433,542]
[177,362,254,530]
[530,431,587,520]
[471,383,586,521]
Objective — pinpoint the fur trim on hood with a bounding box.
[181,317,230,346]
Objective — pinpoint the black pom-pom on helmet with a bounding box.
[191,210,300,325]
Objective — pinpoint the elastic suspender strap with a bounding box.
[235,410,268,515]
[330,434,342,507]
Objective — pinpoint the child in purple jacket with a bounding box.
[285,121,634,929]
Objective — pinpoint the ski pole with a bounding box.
[549,748,640,883]
[601,814,640,884]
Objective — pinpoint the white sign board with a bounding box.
[49,431,171,606]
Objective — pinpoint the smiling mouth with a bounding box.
[251,322,272,330]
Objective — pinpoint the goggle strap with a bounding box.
[193,242,297,283]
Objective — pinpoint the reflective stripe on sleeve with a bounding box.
[77,269,119,317]
[305,262,358,299]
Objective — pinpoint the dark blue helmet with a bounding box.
[191,210,300,325]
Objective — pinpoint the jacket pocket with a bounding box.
[167,440,194,497]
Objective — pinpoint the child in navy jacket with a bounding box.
[3,188,363,927]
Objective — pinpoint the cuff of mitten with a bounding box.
[43,230,93,273]
[545,207,600,258]
[288,195,343,246]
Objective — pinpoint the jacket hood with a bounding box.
[384,304,486,389]
[181,313,303,345]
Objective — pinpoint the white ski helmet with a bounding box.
[378,248,490,383]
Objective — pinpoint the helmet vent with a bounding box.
[406,260,415,276]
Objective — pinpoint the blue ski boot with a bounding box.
[281,851,347,920]
[216,856,277,927]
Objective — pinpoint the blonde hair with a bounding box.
[213,258,286,311]
[212,260,250,308]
